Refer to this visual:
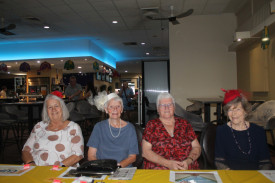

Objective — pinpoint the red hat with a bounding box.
[51,91,63,99]
[221,88,242,105]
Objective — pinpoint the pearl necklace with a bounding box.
[230,121,251,155]
[109,119,121,138]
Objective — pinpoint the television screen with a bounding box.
[106,74,109,82]
[101,73,106,81]
[96,72,101,80]
[109,76,112,83]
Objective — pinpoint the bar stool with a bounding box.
[3,105,29,143]
[0,113,21,159]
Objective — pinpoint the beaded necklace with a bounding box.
[230,121,251,155]
[109,119,121,138]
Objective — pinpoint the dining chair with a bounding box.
[200,121,218,169]
[132,124,144,169]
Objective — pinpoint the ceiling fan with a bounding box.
[146,5,193,25]
[0,18,16,36]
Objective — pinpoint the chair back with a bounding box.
[200,122,217,169]
[132,124,143,169]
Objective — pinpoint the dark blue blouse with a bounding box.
[215,123,271,170]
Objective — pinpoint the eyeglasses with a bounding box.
[158,103,174,109]
[108,105,121,111]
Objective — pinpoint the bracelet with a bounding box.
[187,157,194,162]
[26,161,35,164]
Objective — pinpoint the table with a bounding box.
[188,98,223,123]
[0,102,44,133]
[0,165,273,183]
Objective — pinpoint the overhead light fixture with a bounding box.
[112,20,118,24]
[141,42,145,45]
[261,26,270,49]
[78,66,82,69]
[125,70,128,72]
[44,25,50,29]
[37,60,40,63]
[237,38,242,42]
[146,52,150,55]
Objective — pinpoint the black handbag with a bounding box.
[72,159,118,175]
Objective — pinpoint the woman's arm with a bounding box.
[87,147,97,161]
[181,138,201,169]
[119,154,136,168]
[62,155,83,167]
[22,151,35,165]
[142,139,184,170]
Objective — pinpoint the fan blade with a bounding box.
[171,20,180,25]
[146,16,169,21]
[176,9,194,18]
[0,28,15,35]
[6,24,16,30]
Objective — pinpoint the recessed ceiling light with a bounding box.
[125,70,128,72]
[112,20,118,24]
[44,25,50,29]
[8,72,10,74]
[78,66,82,69]
[7,66,11,68]
[146,52,150,55]
[141,42,145,45]
[237,38,242,42]
[79,71,82,73]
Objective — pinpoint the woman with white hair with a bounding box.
[142,92,201,170]
[22,91,84,167]
[87,92,139,167]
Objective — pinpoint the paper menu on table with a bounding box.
[108,167,137,180]
[0,165,35,176]
[259,170,275,182]
[170,171,223,183]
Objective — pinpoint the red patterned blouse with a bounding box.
[143,117,199,169]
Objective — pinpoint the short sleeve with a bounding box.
[86,123,100,148]
[142,120,155,144]
[22,122,41,153]
[128,124,139,155]
[184,119,197,141]
[70,122,84,156]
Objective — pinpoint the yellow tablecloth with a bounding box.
[0,165,273,183]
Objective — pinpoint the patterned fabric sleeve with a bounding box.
[22,122,41,153]
[142,120,155,143]
[70,122,84,157]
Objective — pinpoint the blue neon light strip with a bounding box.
[0,37,116,68]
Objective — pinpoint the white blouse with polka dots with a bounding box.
[23,121,84,166]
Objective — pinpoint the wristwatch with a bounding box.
[60,162,66,167]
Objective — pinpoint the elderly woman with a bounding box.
[87,92,139,167]
[142,92,201,170]
[22,91,84,166]
[215,89,272,170]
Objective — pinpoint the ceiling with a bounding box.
[0,0,248,75]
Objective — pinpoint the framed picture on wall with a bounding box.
[106,74,109,82]
[101,73,106,81]
[96,72,101,80]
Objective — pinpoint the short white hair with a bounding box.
[156,92,175,108]
[42,94,69,123]
[104,93,123,111]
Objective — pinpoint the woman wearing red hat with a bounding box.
[214,89,272,170]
